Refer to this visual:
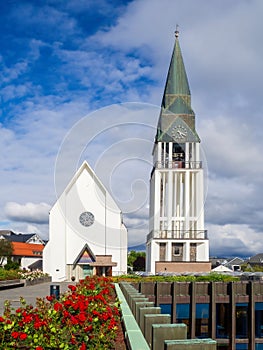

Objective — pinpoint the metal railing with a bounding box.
[155,161,202,169]
[147,230,208,241]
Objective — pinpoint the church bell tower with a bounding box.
[146,31,210,274]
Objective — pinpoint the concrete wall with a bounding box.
[155,261,211,273]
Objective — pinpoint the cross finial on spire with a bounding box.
[175,24,179,38]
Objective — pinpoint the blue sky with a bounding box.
[1,0,263,257]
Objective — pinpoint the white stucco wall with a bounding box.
[43,161,127,281]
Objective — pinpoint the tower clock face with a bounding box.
[171,125,188,141]
[79,211,95,227]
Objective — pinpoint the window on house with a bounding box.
[33,251,42,256]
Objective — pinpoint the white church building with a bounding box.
[146,30,211,274]
[43,161,127,282]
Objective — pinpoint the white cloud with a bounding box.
[201,115,263,178]
[208,223,263,258]
[0,60,28,84]
[5,202,50,225]
[25,224,42,234]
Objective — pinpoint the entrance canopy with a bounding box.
[89,255,117,267]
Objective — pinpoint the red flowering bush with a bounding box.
[0,276,120,349]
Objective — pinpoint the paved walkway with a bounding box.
[0,281,73,315]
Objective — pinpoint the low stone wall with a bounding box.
[0,279,24,290]
[22,276,52,286]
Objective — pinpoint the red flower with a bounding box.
[101,312,110,321]
[84,325,93,332]
[89,283,95,290]
[54,302,63,311]
[63,310,70,318]
[68,284,76,291]
[79,343,86,350]
[78,312,86,322]
[20,333,27,340]
[46,295,53,302]
[70,315,78,325]
[34,321,42,329]
[63,299,72,307]
[36,347,44,350]
[0,316,4,322]
[23,314,33,323]
[70,336,77,344]
[11,331,19,339]
[108,318,117,330]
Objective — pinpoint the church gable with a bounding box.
[65,161,105,197]
[62,160,121,213]
[74,244,96,266]
[58,160,107,237]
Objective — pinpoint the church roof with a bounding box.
[156,30,200,143]
[162,30,191,108]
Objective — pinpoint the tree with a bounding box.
[133,256,146,271]
[127,250,146,271]
[0,239,13,267]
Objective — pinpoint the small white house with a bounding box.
[43,161,127,282]
[0,231,45,270]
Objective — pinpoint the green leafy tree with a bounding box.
[133,256,146,271]
[127,250,146,271]
[0,239,13,267]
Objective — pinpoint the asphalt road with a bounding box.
[0,281,72,315]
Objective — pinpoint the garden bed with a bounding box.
[22,276,52,286]
[0,276,127,349]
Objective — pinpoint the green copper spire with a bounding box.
[156,30,200,143]
[162,29,191,110]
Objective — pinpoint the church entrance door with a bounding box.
[83,265,93,278]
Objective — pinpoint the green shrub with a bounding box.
[113,273,239,283]
[195,273,239,282]
[0,268,20,280]
[4,259,20,271]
